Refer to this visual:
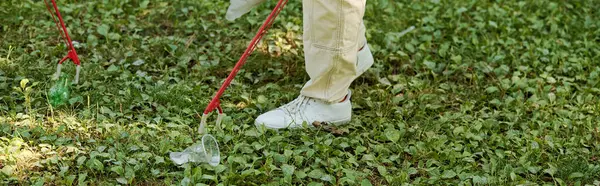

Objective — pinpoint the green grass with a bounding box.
[1,0,600,185]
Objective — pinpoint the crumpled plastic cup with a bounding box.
[170,134,220,166]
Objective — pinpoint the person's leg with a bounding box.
[300,0,370,103]
[254,0,373,129]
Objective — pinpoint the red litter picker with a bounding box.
[169,0,289,166]
[44,0,82,84]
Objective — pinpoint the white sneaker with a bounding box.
[255,91,353,129]
[357,43,374,75]
[254,43,373,129]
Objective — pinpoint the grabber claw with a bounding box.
[74,64,81,84]
[199,105,224,135]
[52,48,81,84]
[45,0,82,84]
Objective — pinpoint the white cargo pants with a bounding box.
[300,0,368,103]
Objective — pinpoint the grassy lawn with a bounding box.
[1,0,600,185]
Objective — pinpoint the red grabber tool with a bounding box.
[199,0,288,134]
[168,0,289,167]
[44,0,82,84]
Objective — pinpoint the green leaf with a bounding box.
[296,170,307,179]
[569,172,584,179]
[377,165,388,176]
[439,43,450,57]
[78,173,87,186]
[110,166,124,175]
[133,59,145,66]
[424,60,437,70]
[472,176,487,184]
[20,79,29,89]
[488,21,498,28]
[308,169,324,179]
[244,129,259,137]
[456,7,468,14]
[361,180,373,186]
[116,177,128,184]
[281,164,295,177]
[451,55,462,63]
[97,24,110,36]
[101,106,113,115]
[0,165,14,176]
[125,166,135,179]
[407,168,418,175]
[107,65,119,72]
[65,175,76,186]
[33,178,44,186]
[384,128,401,142]
[485,86,499,93]
[77,156,87,166]
[405,43,415,53]
[87,34,98,46]
[490,99,502,106]
[441,170,457,178]
[547,76,557,84]
[154,156,165,164]
[544,164,557,176]
[140,0,149,8]
[273,153,286,163]
[307,182,324,186]
[356,146,367,154]
[257,95,268,103]
[86,158,104,171]
[453,126,465,135]
[69,96,83,105]
[548,92,556,102]
[108,33,121,40]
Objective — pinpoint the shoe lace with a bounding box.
[282,95,312,115]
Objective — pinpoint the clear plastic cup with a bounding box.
[170,134,220,166]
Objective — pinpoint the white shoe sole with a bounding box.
[328,116,351,126]
[255,116,351,130]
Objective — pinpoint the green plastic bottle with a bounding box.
[49,74,70,107]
